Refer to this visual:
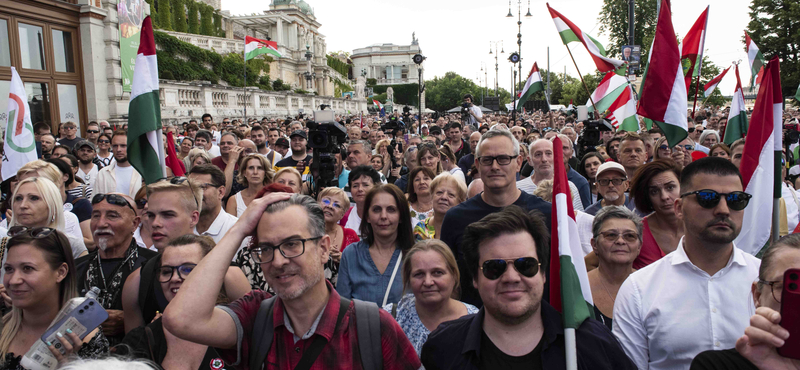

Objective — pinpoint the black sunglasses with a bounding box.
[480,257,541,280]
[86,130,100,134]
[92,193,136,213]
[8,226,57,239]
[680,189,752,211]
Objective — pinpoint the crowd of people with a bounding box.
[0,97,799,370]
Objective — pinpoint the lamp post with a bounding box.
[480,62,488,103]
[507,0,531,120]
[489,41,504,97]
[303,45,315,90]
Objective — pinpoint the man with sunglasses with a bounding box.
[58,121,81,150]
[441,129,551,308]
[423,206,634,370]
[613,157,761,370]
[584,162,637,216]
[163,193,421,370]
[85,121,101,145]
[75,192,157,344]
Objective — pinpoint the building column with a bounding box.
[391,65,395,82]
[276,18,284,49]
[79,5,110,121]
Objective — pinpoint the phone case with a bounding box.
[40,297,108,354]
[778,268,800,359]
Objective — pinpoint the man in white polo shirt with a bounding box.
[187,164,237,244]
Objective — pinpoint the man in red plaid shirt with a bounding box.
[163,193,421,370]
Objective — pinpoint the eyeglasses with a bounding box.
[759,279,783,303]
[87,130,100,134]
[8,226,57,238]
[92,193,136,213]
[480,257,541,280]
[680,189,752,211]
[135,198,147,209]
[597,178,626,186]
[477,155,518,166]
[197,182,221,190]
[98,139,110,144]
[598,230,639,243]
[321,197,344,210]
[658,145,671,151]
[158,263,197,283]
[677,144,694,151]
[64,126,76,130]
[250,237,322,264]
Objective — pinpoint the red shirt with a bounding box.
[218,282,421,370]
[340,227,359,252]
[633,216,667,269]
[211,156,238,171]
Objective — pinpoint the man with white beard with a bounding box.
[584,162,638,216]
[75,193,158,345]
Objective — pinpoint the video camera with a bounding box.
[308,109,348,195]
[577,119,614,159]
[784,122,800,147]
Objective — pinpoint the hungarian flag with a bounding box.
[2,67,38,181]
[636,0,688,147]
[680,6,709,91]
[703,66,730,98]
[517,62,544,111]
[549,136,594,332]
[605,86,640,132]
[723,64,748,145]
[795,84,800,102]
[165,131,186,177]
[745,31,766,86]
[587,71,629,114]
[546,3,625,73]
[372,99,383,110]
[245,36,281,61]
[128,16,165,184]
[733,56,782,256]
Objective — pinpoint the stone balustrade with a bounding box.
[158,80,366,124]
[161,30,244,56]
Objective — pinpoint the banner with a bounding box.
[119,0,147,92]
[3,67,38,181]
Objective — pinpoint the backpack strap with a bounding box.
[137,255,158,316]
[249,296,278,370]
[353,299,383,370]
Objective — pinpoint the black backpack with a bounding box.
[248,296,383,370]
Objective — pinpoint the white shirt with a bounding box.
[208,145,221,158]
[782,182,799,232]
[194,209,238,244]
[516,177,584,211]
[612,238,760,370]
[576,210,594,256]
[114,165,134,195]
[77,164,99,190]
[345,204,363,237]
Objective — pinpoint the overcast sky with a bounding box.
[223,0,755,96]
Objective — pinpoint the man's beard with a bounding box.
[116,155,128,164]
[256,142,266,149]
[79,158,92,165]
[604,191,620,202]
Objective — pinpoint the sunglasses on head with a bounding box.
[480,257,541,280]
[92,193,136,213]
[8,226,57,239]
[680,189,752,211]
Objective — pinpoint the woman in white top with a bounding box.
[226,154,274,217]
[438,145,466,186]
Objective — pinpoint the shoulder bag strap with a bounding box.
[0,237,8,270]
[381,252,402,307]
[354,299,383,370]
[293,297,349,370]
[144,326,157,362]
[250,296,278,370]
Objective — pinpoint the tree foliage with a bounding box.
[746,0,800,97]
[157,0,172,30]
[424,72,500,112]
[149,0,158,27]
[686,56,729,108]
[171,0,187,33]
[597,0,657,74]
[326,54,349,77]
[187,1,198,34]
[199,5,214,36]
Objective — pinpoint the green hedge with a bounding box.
[326,55,349,77]
[157,0,172,30]
[154,30,272,89]
[187,1,198,34]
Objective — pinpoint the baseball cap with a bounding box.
[274,137,290,148]
[290,130,307,140]
[421,124,428,129]
[73,139,97,152]
[595,162,627,179]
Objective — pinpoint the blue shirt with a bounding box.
[336,240,405,306]
[568,167,593,208]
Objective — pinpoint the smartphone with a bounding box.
[41,297,108,354]
[778,268,800,359]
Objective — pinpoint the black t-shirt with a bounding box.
[273,154,312,179]
[690,349,758,370]
[120,318,226,370]
[58,137,81,150]
[65,193,92,222]
[479,331,543,370]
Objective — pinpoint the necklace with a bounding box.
[329,226,341,250]
[597,272,617,303]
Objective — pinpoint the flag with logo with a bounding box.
[703,66,730,99]
[546,3,625,73]
[680,6,709,91]
[745,31,766,86]
[550,136,593,367]
[605,86,639,132]
[587,71,629,114]
[517,62,544,111]
[723,64,748,145]
[636,0,688,147]
[245,36,281,61]
[733,56,782,255]
[127,16,164,184]
[2,67,38,181]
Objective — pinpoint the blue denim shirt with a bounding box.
[335,240,404,306]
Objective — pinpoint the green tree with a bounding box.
[423,72,487,112]
[597,0,657,74]
[187,1,198,34]
[686,56,729,109]
[213,11,223,37]
[560,73,601,107]
[746,0,800,98]
[171,0,187,33]
[149,0,158,28]
[199,5,213,36]
[158,0,172,30]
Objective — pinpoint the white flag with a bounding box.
[3,67,38,181]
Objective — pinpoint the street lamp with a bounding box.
[489,41,504,97]
[303,45,315,90]
[506,0,531,121]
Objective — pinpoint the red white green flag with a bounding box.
[745,31,766,86]
[680,6,709,91]
[605,86,639,132]
[546,3,625,73]
[723,64,748,145]
[127,16,164,184]
[517,62,544,111]
[587,71,629,114]
[703,66,730,99]
[245,36,281,61]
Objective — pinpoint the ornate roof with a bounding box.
[271,0,314,15]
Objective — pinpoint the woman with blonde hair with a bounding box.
[438,145,466,186]
[382,239,478,355]
[317,187,360,287]
[184,148,212,172]
[273,167,303,194]
[226,154,274,217]
[413,172,467,241]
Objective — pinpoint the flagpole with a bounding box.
[691,75,701,118]
[565,45,600,115]
[243,28,247,125]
